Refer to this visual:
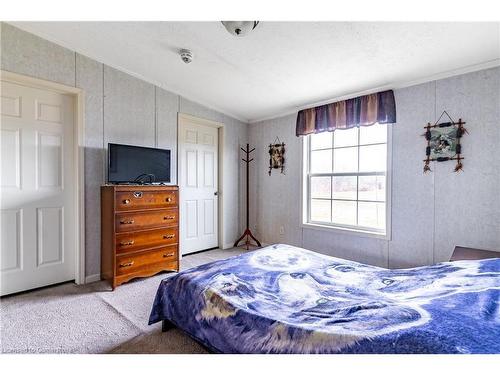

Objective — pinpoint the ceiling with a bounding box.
[11,22,500,123]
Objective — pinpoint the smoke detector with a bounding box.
[179,49,193,64]
[221,21,259,37]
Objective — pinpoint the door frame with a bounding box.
[1,70,86,285]
[177,113,226,253]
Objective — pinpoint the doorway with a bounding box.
[0,71,85,295]
[178,113,223,255]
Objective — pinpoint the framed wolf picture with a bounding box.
[429,126,458,159]
[423,111,467,173]
[268,141,285,175]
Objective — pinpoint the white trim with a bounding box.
[300,222,388,240]
[177,112,225,253]
[385,125,393,241]
[300,125,392,241]
[250,58,500,124]
[218,126,225,251]
[178,112,224,128]
[85,274,101,283]
[1,70,83,94]
[1,70,86,285]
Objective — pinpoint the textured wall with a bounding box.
[248,114,303,247]
[388,81,435,267]
[75,53,104,276]
[1,22,76,86]
[432,69,500,262]
[156,88,179,184]
[1,23,248,277]
[103,66,156,149]
[249,67,500,268]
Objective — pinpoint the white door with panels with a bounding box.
[179,117,218,255]
[1,80,76,296]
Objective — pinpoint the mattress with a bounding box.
[149,244,500,353]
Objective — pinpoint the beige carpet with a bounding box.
[0,247,247,354]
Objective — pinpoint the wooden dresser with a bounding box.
[101,185,179,289]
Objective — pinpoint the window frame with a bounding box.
[300,125,392,240]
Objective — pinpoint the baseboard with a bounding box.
[223,242,234,249]
[85,274,101,284]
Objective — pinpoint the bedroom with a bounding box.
[1,0,499,371]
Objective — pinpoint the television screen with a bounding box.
[108,143,171,184]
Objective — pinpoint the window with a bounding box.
[303,123,390,236]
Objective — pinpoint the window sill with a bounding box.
[300,222,391,240]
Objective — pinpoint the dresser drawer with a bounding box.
[115,209,178,232]
[115,246,178,276]
[116,227,178,254]
[115,190,177,211]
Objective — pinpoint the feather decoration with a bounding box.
[454,160,463,173]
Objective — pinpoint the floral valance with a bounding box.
[296,90,396,136]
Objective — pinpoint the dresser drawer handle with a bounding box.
[120,240,134,246]
[165,197,172,202]
[119,261,134,268]
[163,253,175,258]
[133,191,143,198]
[163,234,175,239]
[123,199,130,204]
[120,219,134,225]
[164,215,175,220]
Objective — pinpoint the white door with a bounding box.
[179,117,218,254]
[1,80,75,296]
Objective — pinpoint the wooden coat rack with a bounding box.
[234,144,261,249]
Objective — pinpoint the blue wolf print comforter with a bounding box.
[148,244,500,354]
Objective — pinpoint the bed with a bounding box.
[148,244,500,354]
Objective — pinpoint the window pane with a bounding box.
[311,177,331,199]
[307,125,388,232]
[359,144,386,172]
[358,202,385,229]
[332,176,357,200]
[310,149,332,173]
[332,200,357,226]
[359,123,387,145]
[333,147,358,173]
[311,199,331,222]
[334,127,358,148]
[358,176,386,201]
[310,132,332,150]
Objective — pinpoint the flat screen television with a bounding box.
[108,143,171,184]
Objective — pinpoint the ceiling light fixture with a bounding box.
[221,21,259,37]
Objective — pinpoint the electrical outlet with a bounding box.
[279,226,285,235]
